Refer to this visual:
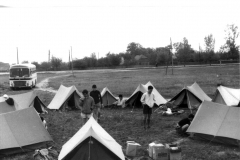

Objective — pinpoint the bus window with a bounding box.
[10,68,19,77]
[10,68,29,77]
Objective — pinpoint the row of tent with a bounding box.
[99,82,240,109]
[46,81,240,111]
[0,90,125,159]
[1,82,240,157]
[0,92,52,156]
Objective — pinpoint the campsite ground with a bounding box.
[0,65,240,160]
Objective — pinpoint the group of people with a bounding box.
[79,84,103,124]
[79,84,157,129]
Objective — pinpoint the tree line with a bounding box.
[30,24,239,71]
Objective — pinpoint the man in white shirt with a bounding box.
[113,94,126,108]
[141,85,156,130]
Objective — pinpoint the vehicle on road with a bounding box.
[9,63,37,89]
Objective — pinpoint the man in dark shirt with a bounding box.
[80,89,95,125]
[176,114,194,135]
[90,85,103,123]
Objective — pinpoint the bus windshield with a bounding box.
[10,68,30,77]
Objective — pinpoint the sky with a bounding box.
[0,0,239,64]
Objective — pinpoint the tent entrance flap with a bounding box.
[126,91,143,108]
[62,91,80,110]
[172,91,188,108]
[63,137,121,160]
[172,90,202,109]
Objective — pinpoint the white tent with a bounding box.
[0,91,46,113]
[101,87,117,107]
[125,84,148,107]
[212,86,240,106]
[126,82,167,107]
[169,82,212,109]
[187,101,240,146]
[58,117,125,160]
[48,85,83,110]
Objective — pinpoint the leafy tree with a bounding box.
[204,34,215,64]
[119,52,134,66]
[174,37,194,66]
[31,61,40,70]
[90,53,97,67]
[51,56,62,70]
[155,47,169,65]
[204,34,215,53]
[73,59,87,69]
[126,42,143,56]
[40,61,51,71]
[106,53,121,66]
[221,24,239,59]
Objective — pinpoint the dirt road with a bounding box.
[35,74,70,93]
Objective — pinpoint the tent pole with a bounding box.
[107,92,109,107]
[186,91,193,113]
[131,92,139,112]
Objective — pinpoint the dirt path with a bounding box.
[35,74,70,93]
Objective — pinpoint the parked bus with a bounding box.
[9,64,37,89]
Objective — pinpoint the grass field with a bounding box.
[1,65,240,160]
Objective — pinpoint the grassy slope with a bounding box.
[1,65,240,160]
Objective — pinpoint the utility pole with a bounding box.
[165,49,169,75]
[170,38,173,75]
[171,52,173,75]
[70,46,74,76]
[17,47,19,64]
[199,44,201,64]
[48,50,50,62]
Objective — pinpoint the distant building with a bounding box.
[134,55,149,65]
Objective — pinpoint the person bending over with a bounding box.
[141,86,156,130]
[80,89,95,125]
[3,94,14,106]
[176,114,194,135]
[113,94,126,108]
[90,85,103,123]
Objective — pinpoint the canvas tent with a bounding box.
[187,101,240,146]
[0,91,46,113]
[126,82,167,107]
[145,81,167,105]
[0,101,16,114]
[212,86,240,106]
[125,84,148,108]
[169,82,212,109]
[48,85,83,110]
[58,116,125,160]
[0,107,52,156]
[101,87,117,107]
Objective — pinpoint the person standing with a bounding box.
[90,85,103,123]
[79,89,95,125]
[141,86,156,130]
